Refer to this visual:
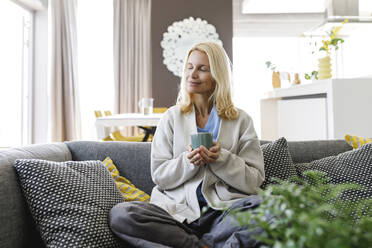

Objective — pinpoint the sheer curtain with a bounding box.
[50,0,81,141]
[113,0,152,135]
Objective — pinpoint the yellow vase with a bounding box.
[318,55,331,80]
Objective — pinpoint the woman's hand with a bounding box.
[199,142,221,164]
[187,145,206,166]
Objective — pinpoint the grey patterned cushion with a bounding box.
[298,143,372,200]
[14,159,124,248]
[260,137,297,189]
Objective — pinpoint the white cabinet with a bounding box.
[278,98,328,140]
[260,78,372,141]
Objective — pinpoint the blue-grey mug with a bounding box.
[191,132,213,150]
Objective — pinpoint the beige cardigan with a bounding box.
[150,105,264,223]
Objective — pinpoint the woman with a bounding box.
[109,42,265,248]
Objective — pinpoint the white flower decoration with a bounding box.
[160,17,223,77]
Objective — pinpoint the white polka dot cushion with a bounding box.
[260,137,297,189]
[14,159,124,248]
[299,143,372,200]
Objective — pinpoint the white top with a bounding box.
[95,113,163,127]
[94,113,164,139]
[150,105,265,223]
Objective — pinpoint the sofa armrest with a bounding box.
[0,143,71,248]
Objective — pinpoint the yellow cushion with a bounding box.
[345,134,372,149]
[102,157,150,202]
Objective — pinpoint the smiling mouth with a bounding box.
[189,81,201,86]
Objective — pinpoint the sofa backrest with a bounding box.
[0,143,71,248]
[66,141,154,194]
[66,139,352,195]
[286,139,352,163]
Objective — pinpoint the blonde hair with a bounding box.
[176,42,238,120]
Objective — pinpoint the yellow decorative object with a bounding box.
[102,157,150,202]
[345,134,372,149]
[293,73,301,85]
[318,56,332,80]
[272,71,281,88]
[306,19,348,81]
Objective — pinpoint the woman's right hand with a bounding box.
[187,145,205,166]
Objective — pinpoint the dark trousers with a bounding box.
[109,195,266,248]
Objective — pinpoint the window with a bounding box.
[242,0,324,14]
[341,26,372,78]
[0,1,33,147]
[360,0,372,16]
[77,0,114,140]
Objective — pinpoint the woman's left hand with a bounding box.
[199,142,221,164]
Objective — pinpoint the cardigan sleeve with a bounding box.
[209,113,265,194]
[150,111,200,190]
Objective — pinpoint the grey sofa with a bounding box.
[0,140,352,248]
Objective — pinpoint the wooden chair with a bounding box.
[94,110,113,141]
[94,110,103,118]
[153,107,167,114]
[140,107,168,141]
[104,110,112,116]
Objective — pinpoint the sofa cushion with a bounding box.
[260,137,297,189]
[298,143,372,200]
[102,157,150,202]
[14,159,123,248]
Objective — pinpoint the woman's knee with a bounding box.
[109,202,140,234]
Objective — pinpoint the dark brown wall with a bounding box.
[151,0,233,107]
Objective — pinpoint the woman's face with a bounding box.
[185,50,215,96]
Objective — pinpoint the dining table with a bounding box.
[95,113,164,140]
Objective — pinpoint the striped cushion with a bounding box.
[345,134,372,149]
[102,157,150,202]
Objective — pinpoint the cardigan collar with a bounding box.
[188,104,222,142]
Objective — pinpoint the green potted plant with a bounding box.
[304,70,318,80]
[232,170,372,248]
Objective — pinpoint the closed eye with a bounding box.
[187,64,209,72]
